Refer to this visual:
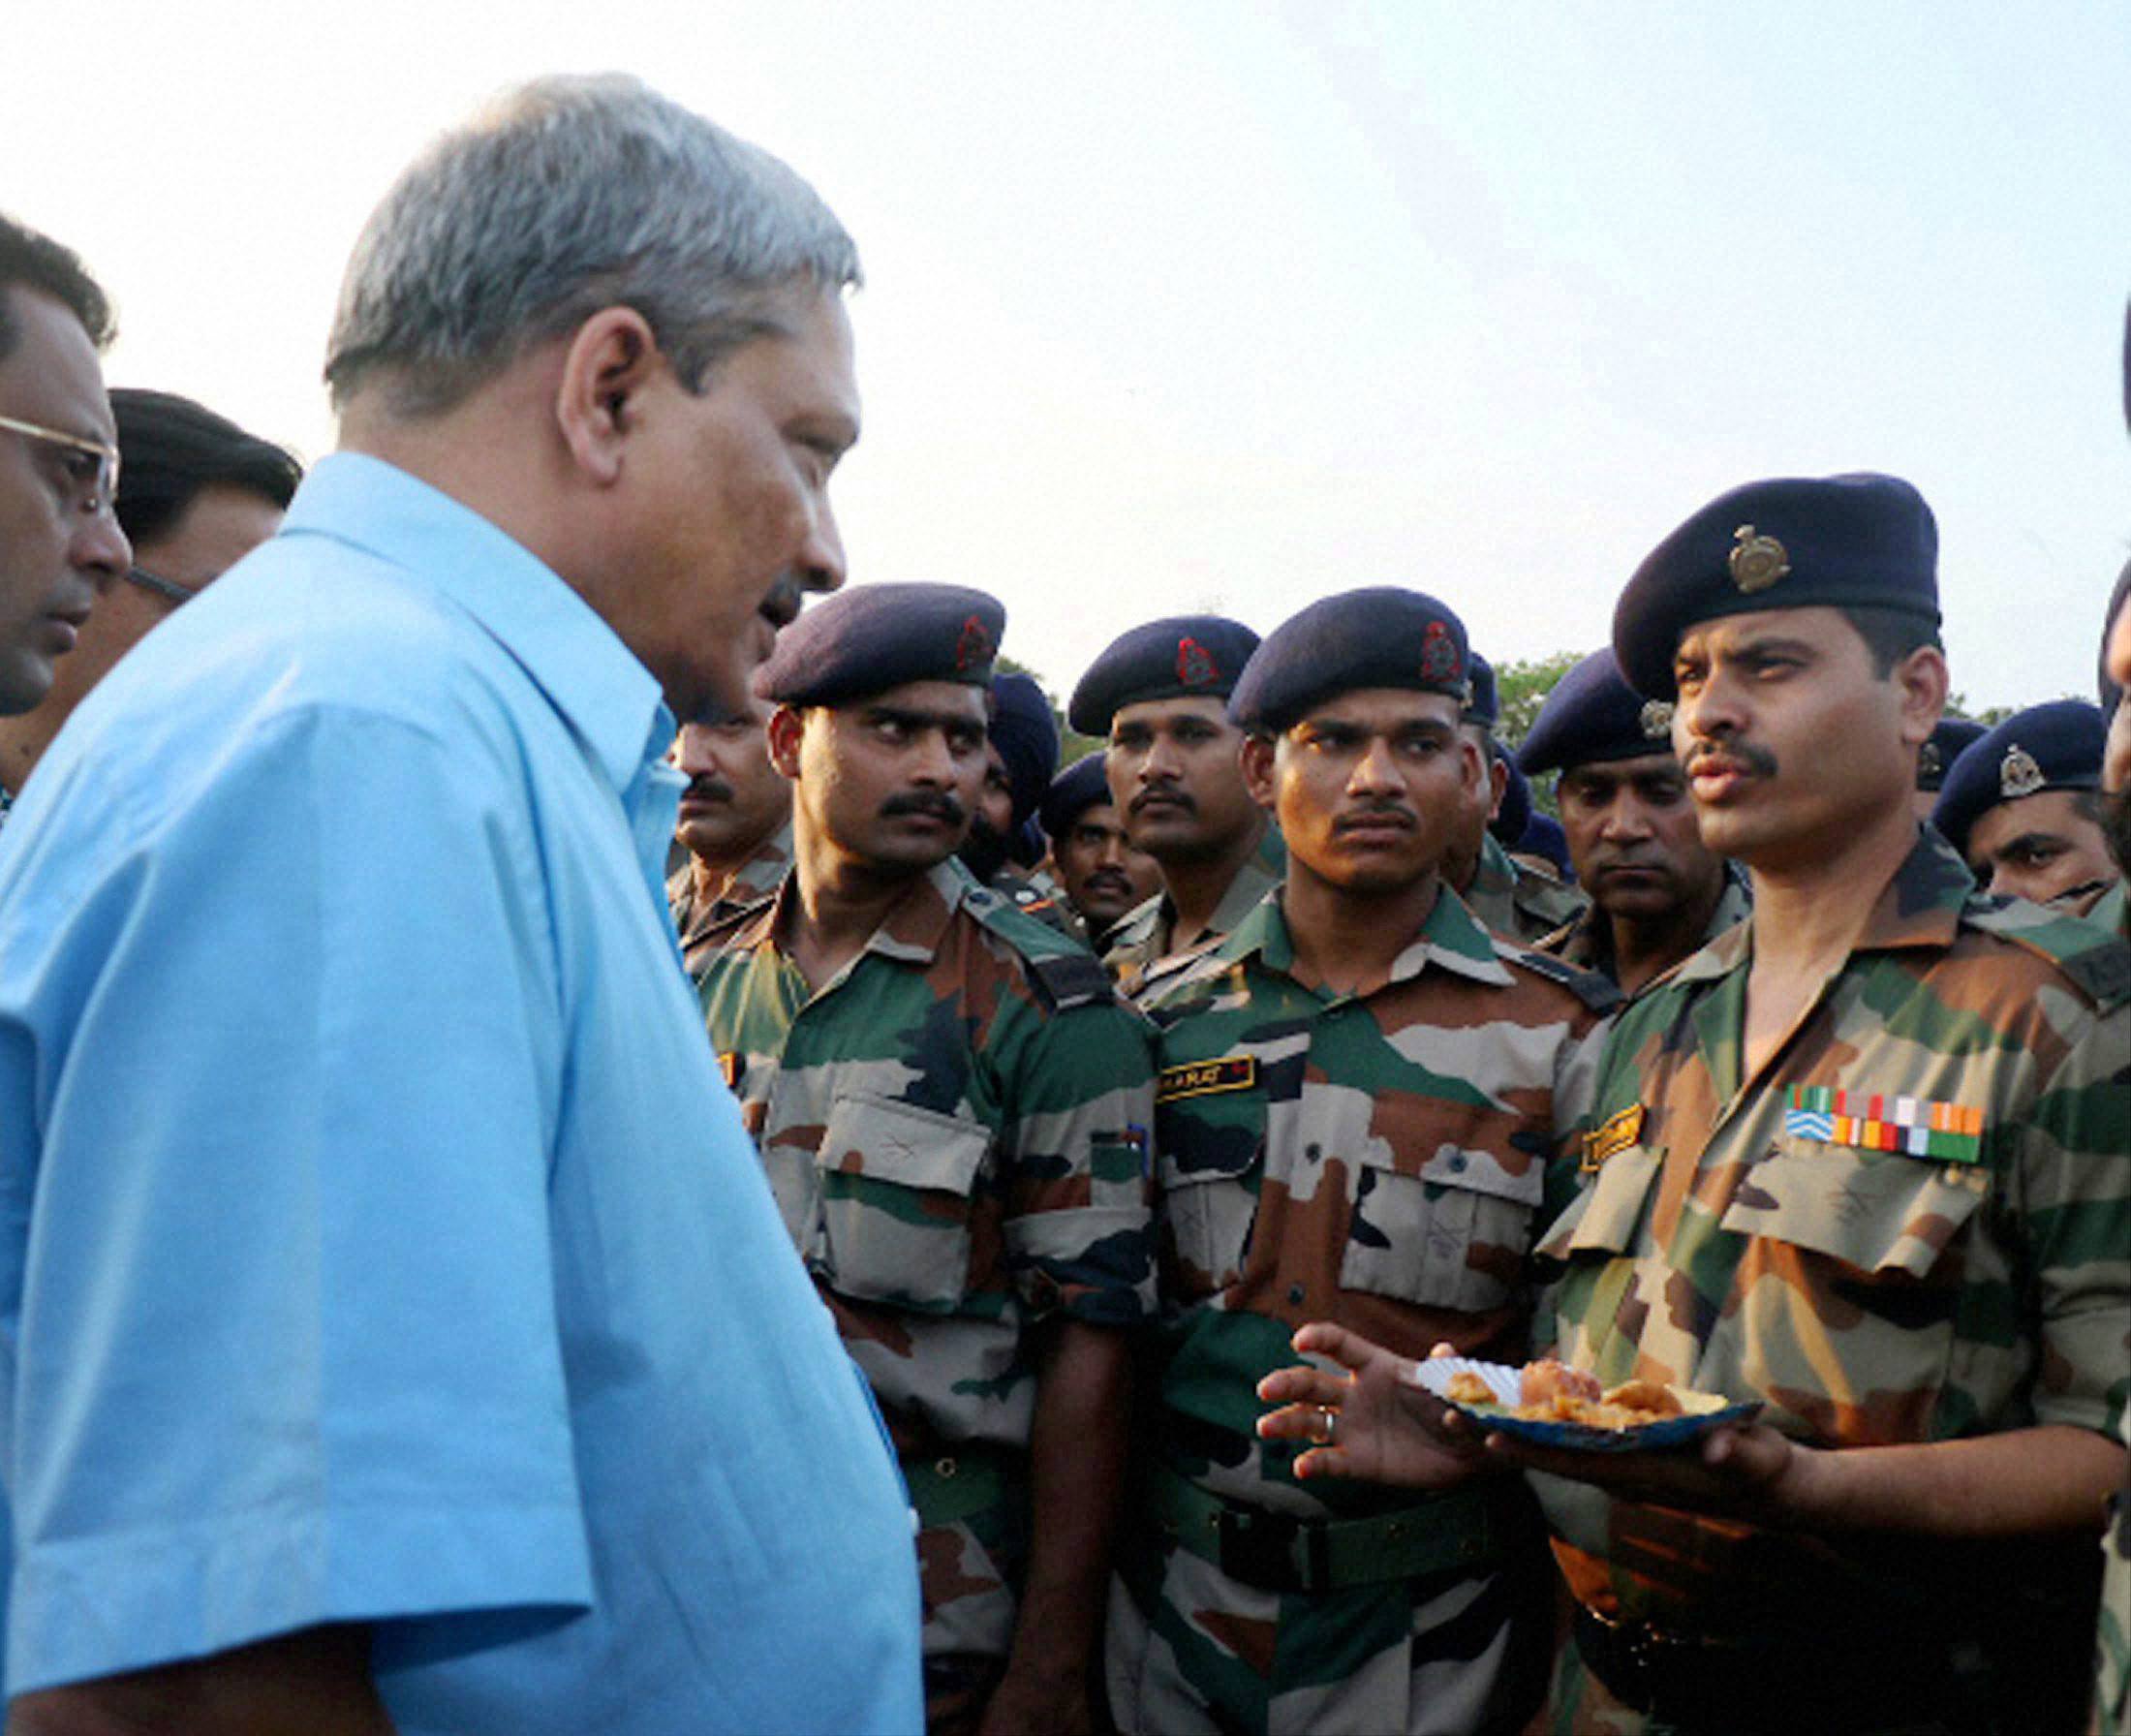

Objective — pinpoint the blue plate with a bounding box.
[1407,1357,1761,1454]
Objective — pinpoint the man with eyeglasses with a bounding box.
[0,388,299,812]
[0,215,130,720]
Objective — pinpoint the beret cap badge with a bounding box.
[1176,636,1219,687]
[1918,740,1942,781]
[954,614,996,674]
[1419,620,1461,684]
[1998,743,2046,800]
[1728,525,1790,594]
[1639,699,1675,739]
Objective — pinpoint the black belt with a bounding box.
[1572,1601,1996,1736]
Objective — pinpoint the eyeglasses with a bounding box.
[122,566,200,606]
[0,413,121,517]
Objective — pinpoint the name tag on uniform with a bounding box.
[1781,1085,1984,1164]
[1156,1056,1257,1102]
[1580,1103,1645,1173]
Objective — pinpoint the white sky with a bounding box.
[6,2,2126,711]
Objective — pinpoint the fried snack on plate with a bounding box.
[1444,1371,1496,1406]
[1518,1358,1601,1410]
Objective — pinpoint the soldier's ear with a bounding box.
[766,705,806,780]
[1240,731,1278,808]
[1891,645,1950,750]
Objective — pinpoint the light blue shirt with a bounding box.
[0,453,922,1731]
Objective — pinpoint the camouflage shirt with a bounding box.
[1536,865,1752,989]
[983,862,1089,946]
[1463,830,1590,946]
[1144,884,1617,1520]
[668,822,792,973]
[1103,823,1286,1004]
[1535,830,2131,1639]
[694,857,1157,1458]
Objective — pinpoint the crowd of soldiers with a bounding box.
[663,471,2131,1736]
[0,67,2124,1736]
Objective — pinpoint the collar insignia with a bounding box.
[1728,525,1790,594]
[1998,743,2045,799]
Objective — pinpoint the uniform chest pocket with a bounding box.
[1717,1139,1986,1279]
[1154,1081,1264,1304]
[816,1092,992,1313]
[1536,1144,1663,1263]
[1340,1140,1546,1315]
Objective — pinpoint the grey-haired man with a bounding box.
[0,77,919,1735]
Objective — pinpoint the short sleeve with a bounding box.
[997,997,1157,1328]
[0,705,593,1694]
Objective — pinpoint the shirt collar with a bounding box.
[1670,826,1971,987]
[283,453,672,794]
[1217,881,1514,991]
[730,854,971,968]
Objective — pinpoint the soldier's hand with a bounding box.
[1481,1419,1801,1517]
[977,1658,1096,1736]
[1254,1324,1489,1490]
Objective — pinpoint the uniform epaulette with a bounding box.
[963,886,1118,1010]
[1500,943,1622,1014]
[1962,893,2131,1009]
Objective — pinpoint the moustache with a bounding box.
[880,791,969,826]
[758,573,806,630]
[1083,867,1135,894]
[1684,739,1780,780]
[1333,803,1416,832]
[682,778,734,806]
[1130,788,1195,816]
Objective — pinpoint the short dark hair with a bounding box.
[1840,604,1942,677]
[110,389,302,547]
[0,212,115,358]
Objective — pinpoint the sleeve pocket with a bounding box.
[817,1092,992,1311]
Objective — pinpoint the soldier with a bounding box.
[1039,754,1161,950]
[667,692,792,969]
[1931,698,2116,914]
[1260,474,2131,1736]
[962,669,1079,938]
[1518,648,1747,993]
[693,582,1157,1736]
[1106,587,1617,1736]
[1069,615,1284,1000]
[2092,560,2130,1733]
[1449,652,1588,944]
[1914,713,1986,824]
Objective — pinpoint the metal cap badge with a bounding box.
[1728,525,1790,594]
[1997,743,2045,799]
[1639,699,1675,739]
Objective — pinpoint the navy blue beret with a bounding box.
[1066,615,1260,735]
[1489,743,1530,845]
[755,582,1004,706]
[1518,649,1677,777]
[1464,652,1498,729]
[1038,754,1113,841]
[1916,716,1987,792]
[988,672,1060,827]
[1517,811,1574,881]
[1229,588,1469,732]
[1930,699,2105,855]
[2101,558,2131,720]
[1613,473,1940,699]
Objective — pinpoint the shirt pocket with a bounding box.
[816,1092,992,1313]
[1537,1143,1664,1262]
[1717,1138,1986,1279]
[1340,1139,1547,1314]
[1154,1084,1264,1304]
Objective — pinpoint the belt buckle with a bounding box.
[1212,1506,1306,1593]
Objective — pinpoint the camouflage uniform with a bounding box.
[667,821,792,973]
[1462,831,1589,946]
[693,857,1157,1711]
[1104,824,1287,1003]
[985,862,1090,946]
[1107,885,1617,1736]
[1534,869,1752,990]
[1532,832,2131,1736]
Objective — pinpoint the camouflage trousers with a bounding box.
[906,1450,1030,1736]
[1104,1516,1553,1736]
